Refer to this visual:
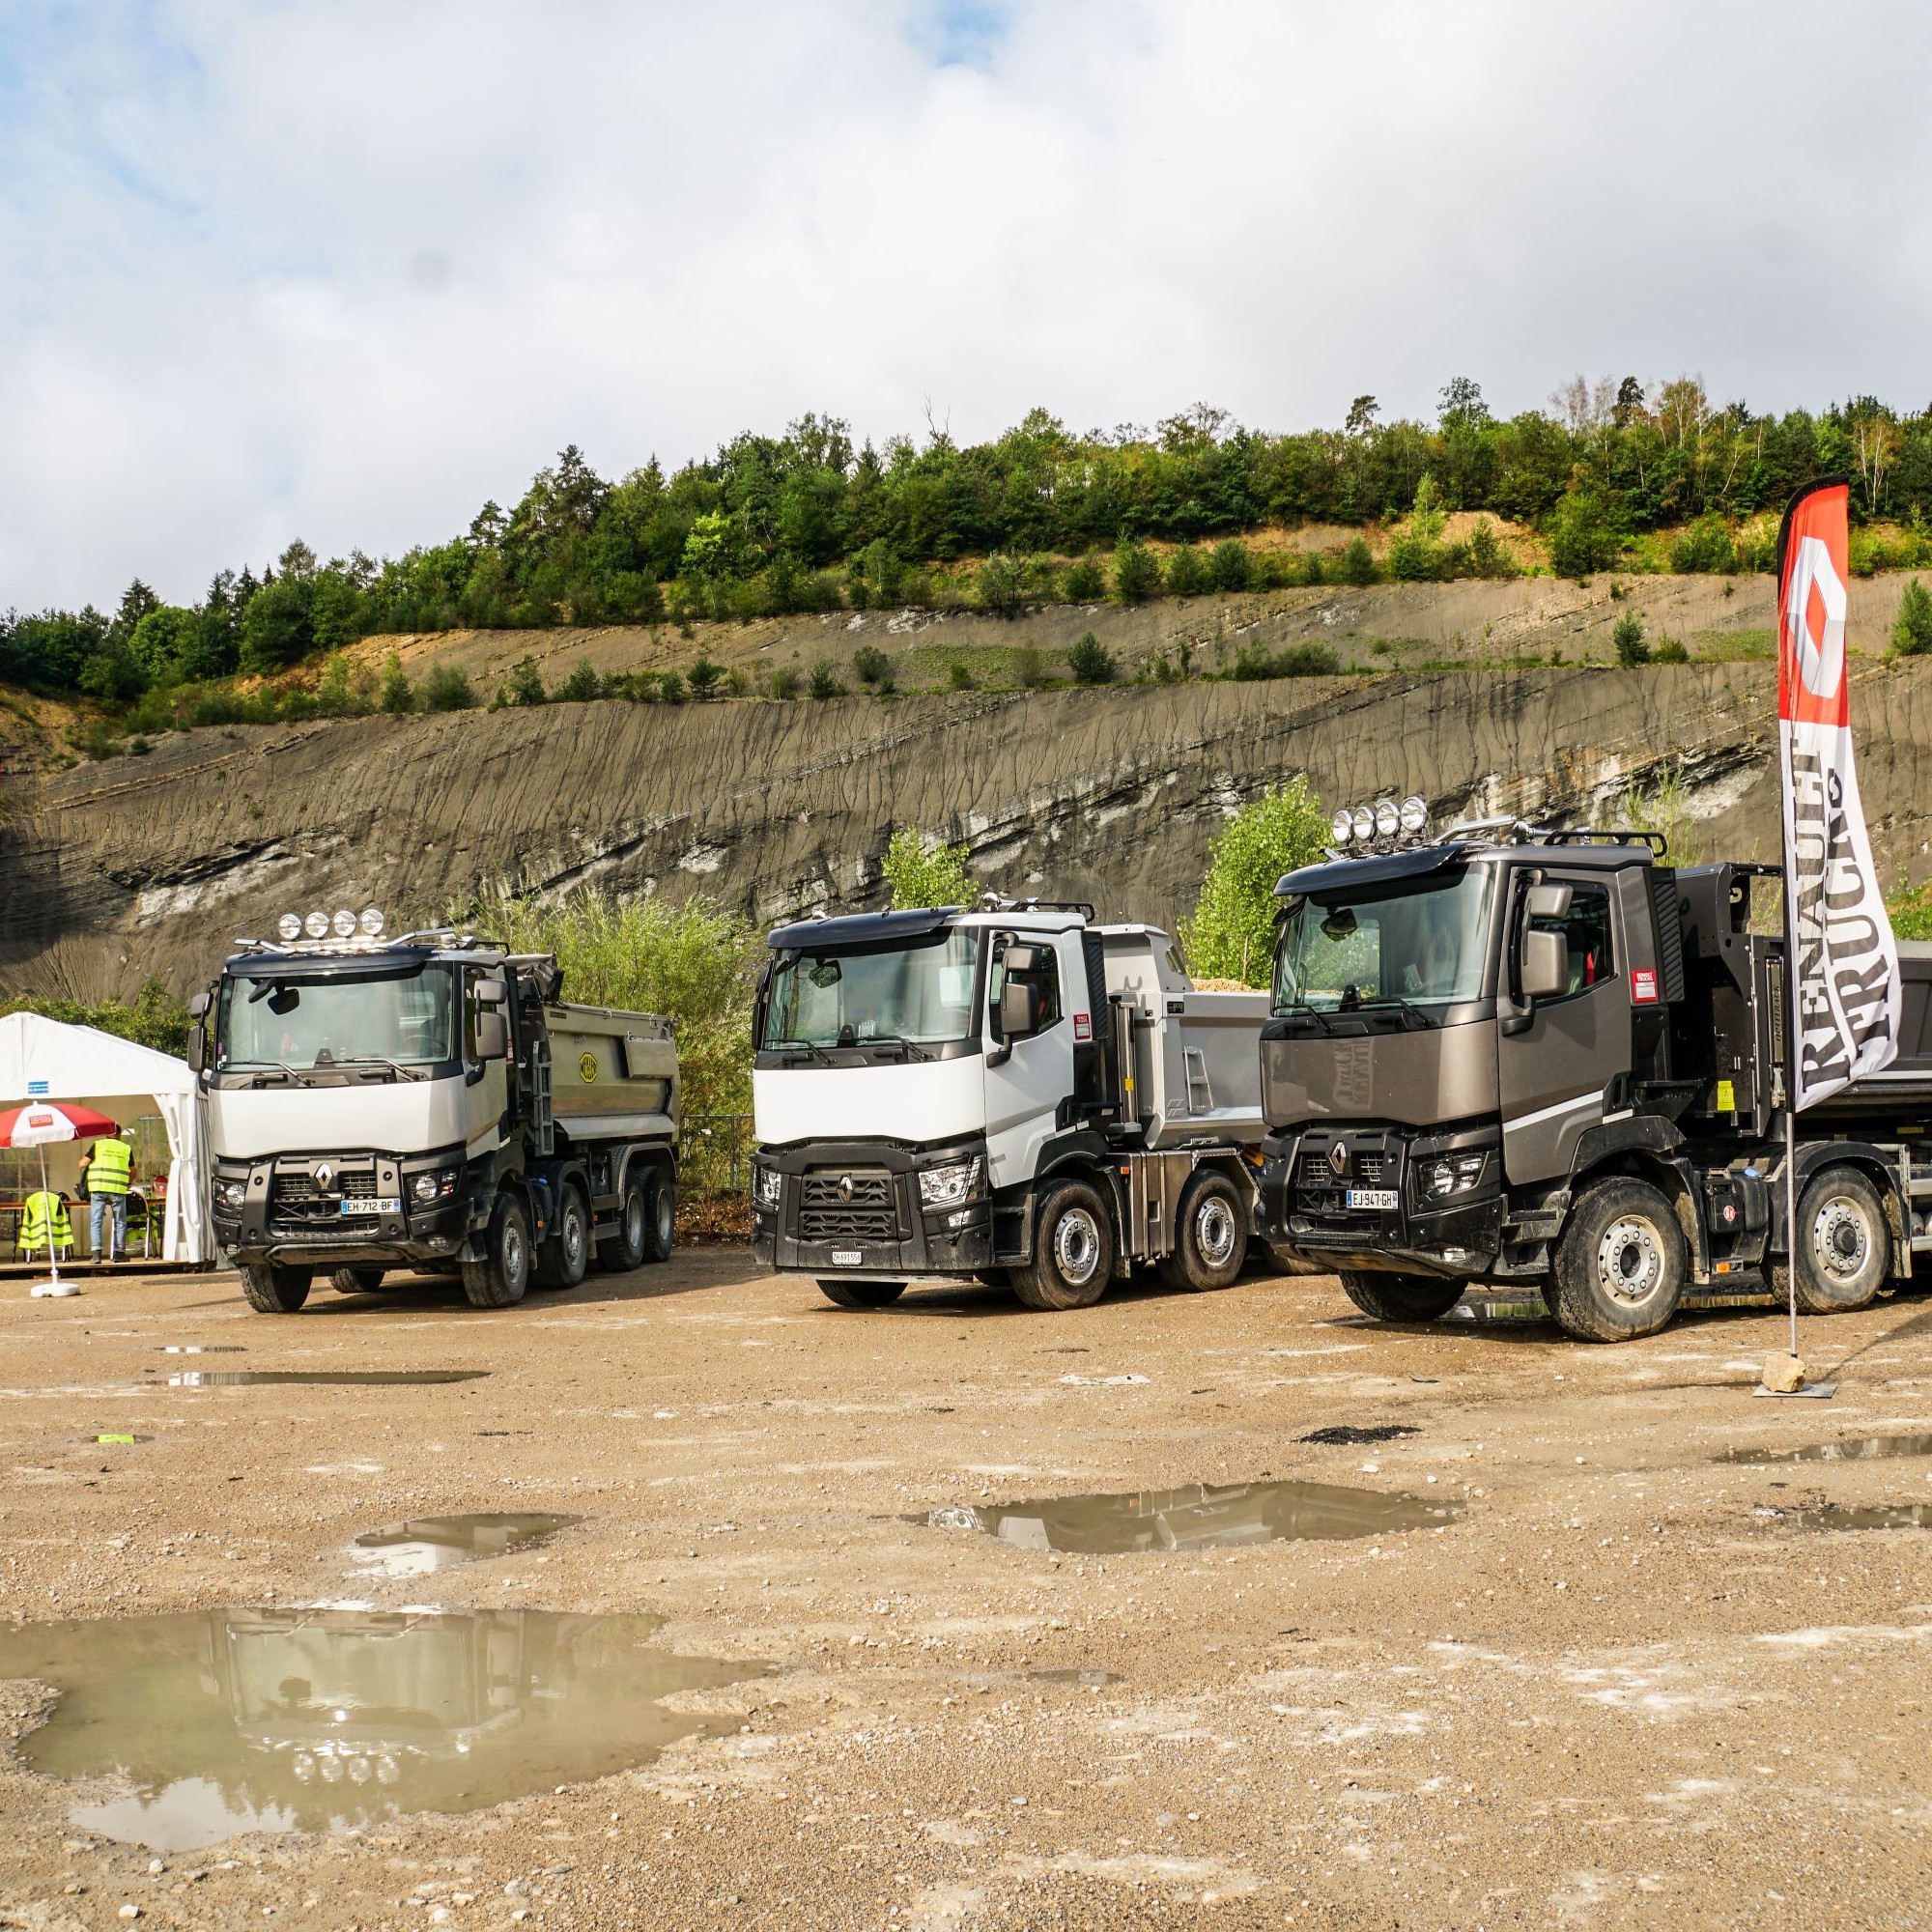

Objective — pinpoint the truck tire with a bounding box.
[532,1183,590,1291]
[1157,1170,1249,1292]
[815,1278,907,1309]
[1340,1270,1464,1323]
[462,1192,532,1308]
[596,1171,650,1273]
[240,1262,311,1314]
[329,1266,386,1294]
[1548,1176,1687,1341]
[1011,1180,1114,1311]
[641,1169,674,1264]
[1775,1166,1889,1314]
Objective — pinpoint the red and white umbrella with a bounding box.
[2,1101,120,1295]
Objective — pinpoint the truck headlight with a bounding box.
[216,1179,245,1211]
[919,1157,982,1209]
[410,1168,461,1205]
[1423,1153,1487,1200]
[753,1167,782,1210]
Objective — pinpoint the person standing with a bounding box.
[78,1126,132,1263]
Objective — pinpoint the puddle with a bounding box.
[79,1433,152,1446]
[166,1370,489,1388]
[0,1607,758,1852]
[350,1513,581,1577]
[1798,1503,1932,1531]
[922,1479,1458,1552]
[1028,1665,1124,1688]
[1716,1434,1932,1465]
[161,1346,246,1354]
[1299,1425,1419,1447]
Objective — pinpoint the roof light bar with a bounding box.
[1327,795,1432,854]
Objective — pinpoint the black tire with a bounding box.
[532,1183,589,1291]
[1011,1179,1114,1311]
[1157,1170,1249,1292]
[641,1169,674,1264]
[1340,1270,1465,1323]
[240,1262,311,1314]
[1774,1166,1889,1315]
[596,1171,650,1273]
[1548,1176,1687,1342]
[329,1266,386,1294]
[462,1192,531,1309]
[816,1278,907,1309]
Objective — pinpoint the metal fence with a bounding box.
[678,1113,756,1198]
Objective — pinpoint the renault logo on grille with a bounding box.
[838,1175,856,1202]
[314,1161,335,1191]
[1327,1143,1349,1177]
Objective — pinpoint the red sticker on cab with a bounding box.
[1631,969,1658,1004]
[1073,1012,1092,1041]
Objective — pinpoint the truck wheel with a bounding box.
[239,1262,311,1314]
[641,1170,675,1264]
[596,1172,650,1273]
[462,1193,531,1308]
[815,1278,907,1309]
[1340,1270,1464,1322]
[329,1266,386,1294]
[532,1184,590,1291]
[1012,1180,1114,1311]
[1548,1176,1686,1341]
[1776,1167,1889,1314]
[1157,1170,1249,1293]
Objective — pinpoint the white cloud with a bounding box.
[3,0,1929,607]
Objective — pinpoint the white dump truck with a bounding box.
[750,900,1269,1310]
[188,910,679,1314]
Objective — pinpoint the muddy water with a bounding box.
[924,1478,1459,1553]
[161,1346,245,1354]
[1717,1433,1932,1464]
[0,1607,757,1853]
[1299,1425,1419,1446]
[166,1370,488,1388]
[1800,1502,1932,1531]
[350,1513,581,1577]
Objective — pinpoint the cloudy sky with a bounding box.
[3,0,1929,609]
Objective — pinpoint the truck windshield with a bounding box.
[763,930,980,1049]
[216,964,458,1070]
[1274,869,1495,1014]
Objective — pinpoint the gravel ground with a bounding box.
[2,1252,1930,1930]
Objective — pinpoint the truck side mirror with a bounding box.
[475,1011,510,1061]
[1521,928,1569,1001]
[474,979,508,1006]
[1525,883,1573,921]
[186,990,211,1020]
[999,980,1043,1040]
[186,1029,205,1073]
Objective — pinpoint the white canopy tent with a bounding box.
[0,1013,208,1264]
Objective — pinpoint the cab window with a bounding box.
[1532,884,1615,999]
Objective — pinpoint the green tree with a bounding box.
[422,663,475,711]
[1165,543,1206,597]
[947,659,975,690]
[851,643,891,686]
[1340,536,1378,585]
[379,650,417,713]
[1207,538,1252,592]
[1612,611,1650,667]
[1063,553,1105,601]
[881,827,973,909]
[1068,631,1115,684]
[768,665,801,698]
[557,658,603,703]
[977,552,1026,617]
[239,574,313,672]
[807,657,841,699]
[503,655,548,706]
[1179,777,1329,986]
[1112,538,1161,604]
[1893,578,1932,656]
[686,657,724,699]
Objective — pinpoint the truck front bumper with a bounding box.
[212,1147,479,1270]
[1259,1122,1504,1279]
[751,1139,995,1280]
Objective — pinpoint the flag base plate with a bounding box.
[28,1279,77,1299]
[1753,1381,1836,1400]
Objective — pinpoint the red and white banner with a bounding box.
[1776,478,1900,1111]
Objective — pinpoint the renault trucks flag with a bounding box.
[1776,477,1900,1111]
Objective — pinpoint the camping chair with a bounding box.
[18,1189,74,1265]
[126,1189,153,1260]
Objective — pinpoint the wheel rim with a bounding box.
[1811,1195,1870,1279]
[564,1204,584,1267]
[503,1218,526,1284]
[1195,1195,1237,1267]
[656,1191,673,1245]
[1054,1208,1101,1286]
[625,1192,645,1250]
[1596,1215,1663,1304]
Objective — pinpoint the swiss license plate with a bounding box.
[831,1248,865,1267]
[1346,1187,1398,1210]
[347,1198,403,1216]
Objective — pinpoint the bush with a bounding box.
[1340,537,1378,585]
[978,552,1026,618]
[1233,641,1341,680]
[768,665,801,699]
[807,657,841,699]
[1670,514,1738,574]
[1548,497,1623,578]
[556,657,603,703]
[1068,631,1116,684]
[1466,520,1516,578]
[1112,539,1161,604]
[380,650,417,714]
[1207,538,1252,592]
[1063,553,1105,602]
[501,655,547,707]
[657,668,686,703]
[1179,777,1329,986]
[1387,530,1445,582]
[851,643,891,687]
[422,663,475,711]
[881,827,973,909]
[1612,611,1650,667]
[1164,543,1207,598]
[1893,578,1932,656]
[1015,643,1045,688]
[1652,637,1689,663]
[686,657,724,699]
[947,660,975,691]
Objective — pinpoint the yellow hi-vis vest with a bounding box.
[87,1137,132,1196]
[21,1190,72,1253]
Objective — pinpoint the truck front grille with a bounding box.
[800,1207,898,1243]
[271,1165,377,1227]
[1295,1149,1390,1217]
[799,1170,897,1245]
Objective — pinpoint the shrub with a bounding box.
[1063,553,1105,602]
[1653,637,1689,663]
[1670,514,1738,574]
[1387,530,1445,582]
[1548,497,1623,578]
[851,643,891,686]
[1164,543,1207,598]
[502,655,547,706]
[1340,537,1378,585]
[947,660,975,691]
[1179,777,1329,986]
[1234,641,1341,680]
[1207,538,1252,592]
[1467,519,1516,579]
[881,826,974,909]
[380,650,417,714]
[686,657,724,698]
[1893,578,1932,656]
[1112,539,1162,604]
[422,663,475,711]
[1015,643,1045,688]
[1068,631,1116,684]
[977,552,1026,618]
[768,665,801,699]
[557,657,603,703]
[657,668,686,703]
[1612,611,1650,667]
[807,657,841,699]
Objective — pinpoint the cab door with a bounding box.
[982,933,1077,1190]
[1496,876,1631,1183]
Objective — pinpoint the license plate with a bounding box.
[831,1249,864,1267]
[347,1198,403,1216]
[1347,1187,1398,1210]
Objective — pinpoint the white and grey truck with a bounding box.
[750,901,1269,1310]
[187,913,679,1314]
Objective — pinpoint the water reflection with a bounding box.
[349,1513,581,1577]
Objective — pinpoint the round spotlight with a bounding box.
[303,910,329,939]
[1400,795,1428,835]
[1329,809,1354,845]
[1350,805,1375,840]
[276,913,302,942]
[359,906,384,936]
[1374,799,1400,838]
[331,908,357,938]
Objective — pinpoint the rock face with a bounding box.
[6,661,1932,998]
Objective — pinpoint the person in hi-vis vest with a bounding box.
[78,1127,132,1263]
[19,1189,72,1261]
